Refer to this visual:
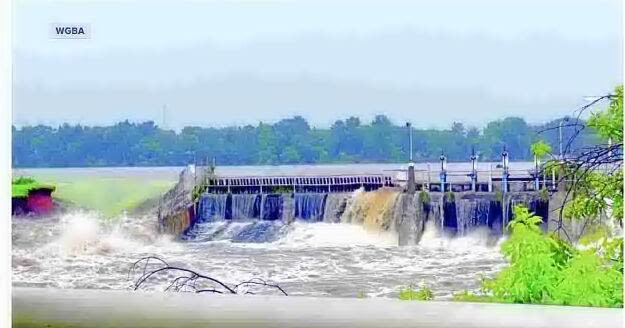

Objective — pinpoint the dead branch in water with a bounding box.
[129,256,288,296]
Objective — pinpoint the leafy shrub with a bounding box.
[460,205,623,308]
[398,285,434,301]
[531,140,552,159]
[12,176,36,185]
[452,290,494,303]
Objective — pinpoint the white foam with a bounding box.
[59,211,102,255]
[273,222,397,248]
[53,210,174,256]
[418,220,502,251]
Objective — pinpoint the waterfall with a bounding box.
[185,189,551,245]
[487,200,504,235]
[231,221,287,243]
[261,194,283,221]
[293,193,327,221]
[231,194,261,220]
[323,193,350,223]
[340,188,400,232]
[455,196,493,236]
[196,194,228,222]
[339,188,365,224]
[442,196,457,235]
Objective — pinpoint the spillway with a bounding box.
[179,188,549,245]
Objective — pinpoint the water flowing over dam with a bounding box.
[13,165,557,300]
[179,188,549,245]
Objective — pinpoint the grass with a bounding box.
[12,177,55,198]
[18,173,175,218]
[398,285,434,301]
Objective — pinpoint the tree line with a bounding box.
[12,115,598,167]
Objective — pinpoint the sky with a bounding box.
[12,0,624,130]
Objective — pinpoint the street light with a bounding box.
[439,151,447,192]
[501,147,509,193]
[469,147,478,192]
[406,122,413,163]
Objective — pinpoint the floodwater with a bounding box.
[12,165,508,299]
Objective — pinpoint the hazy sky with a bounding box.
[13,0,623,129]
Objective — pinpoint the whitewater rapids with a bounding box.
[12,210,505,299]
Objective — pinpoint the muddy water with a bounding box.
[12,209,505,299]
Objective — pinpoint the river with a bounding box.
[12,164,509,299]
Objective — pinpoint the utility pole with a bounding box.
[469,147,478,192]
[439,151,447,193]
[501,147,509,193]
[406,122,413,162]
[406,122,416,194]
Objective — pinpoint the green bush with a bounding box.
[398,285,434,301]
[459,205,623,308]
[418,190,430,205]
[444,191,455,202]
[453,290,494,303]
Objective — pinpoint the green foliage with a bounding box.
[463,205,623,308]
[444,191,455,202]
[531,140,552,159]
[488,206,562,304]
[587,85,623,141]
[452,290,494,303]
[271,186,294,194]
[562,85,623,224]
[12,115,599,167]
[550,250,623,307]
[398,285,434,301]
[564,169,623,223]
[11,176,55,198]
[12,176,36,185]
[21,172,175,217]
[192,185,207,202]
[418,190,430,205]
[451,86,624,309]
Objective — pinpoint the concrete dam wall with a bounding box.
[161,188,549,246]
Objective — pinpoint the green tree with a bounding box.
[456,205,622,308]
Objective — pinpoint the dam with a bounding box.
[158,156,559,245]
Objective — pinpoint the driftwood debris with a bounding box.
[129,256,288,296]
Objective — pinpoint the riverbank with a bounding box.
[12,167,177,217]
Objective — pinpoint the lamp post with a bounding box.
[469,148,478,192]
[406,122,416,193]
[406,122,413,163]
[501,147,509,193]
[439,152,447,193]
